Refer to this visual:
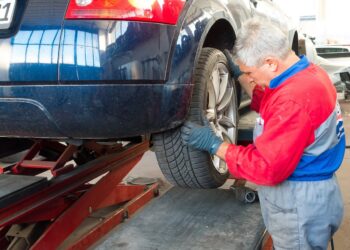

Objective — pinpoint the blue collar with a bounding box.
[269,55,310,89]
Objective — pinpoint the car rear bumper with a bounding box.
[0,83,192,139]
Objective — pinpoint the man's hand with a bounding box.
[223,49,242,80]
[223,50,255,98]
[181,121,223,155]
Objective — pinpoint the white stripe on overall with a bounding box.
[253,115,344,250]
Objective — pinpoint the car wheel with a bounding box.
[153,47,238,188]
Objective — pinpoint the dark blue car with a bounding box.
[0,0,298,188]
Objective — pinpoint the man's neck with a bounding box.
[276,52,300,75]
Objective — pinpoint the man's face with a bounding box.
[237,59,276,87]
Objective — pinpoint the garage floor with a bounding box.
[94,100,350,249]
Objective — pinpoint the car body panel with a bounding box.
[0,0,190,139]
[0,0,67,82]
[0,0,295,140]
[58,21,176,81]
[0,84,192,138]
[167,0,252,86]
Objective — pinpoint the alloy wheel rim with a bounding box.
[206,62,237,174]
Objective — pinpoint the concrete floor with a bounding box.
[95,100,350,249]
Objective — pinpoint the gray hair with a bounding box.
[234,18,290,67]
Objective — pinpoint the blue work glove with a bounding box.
[223,49,242,80]
[181,121,223,155]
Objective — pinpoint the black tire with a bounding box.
[153,47,238,188]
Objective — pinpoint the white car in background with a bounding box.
[299,37,350,98]
[315,45,350,64]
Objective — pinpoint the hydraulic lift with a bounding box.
[0,110,271,249]
[0,139,159,249]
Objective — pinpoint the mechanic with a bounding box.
[182,18,344,250]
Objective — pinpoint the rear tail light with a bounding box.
[65,0,186,25]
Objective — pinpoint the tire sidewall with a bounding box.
[188,47,238,185]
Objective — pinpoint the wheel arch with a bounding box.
[192,17,238,73]
[192,18,240,110]
[164,10,240,123]
[202,19,236,51]
[166,4,240,85]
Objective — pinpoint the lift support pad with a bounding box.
[95,187,266,250]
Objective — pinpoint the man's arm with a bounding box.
[182,99,313,186]
[218,100,313,185]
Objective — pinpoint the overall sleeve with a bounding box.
[250,85,265,113]
[226,100,314,186]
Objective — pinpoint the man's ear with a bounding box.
[264,57,278,72]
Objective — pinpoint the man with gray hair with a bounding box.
[182,18,344,249]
